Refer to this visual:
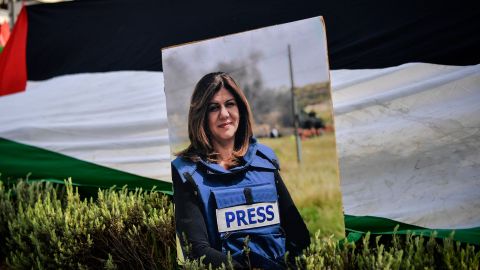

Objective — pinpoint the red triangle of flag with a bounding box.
[0,7,27,96]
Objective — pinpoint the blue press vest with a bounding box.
[172,141,286,269]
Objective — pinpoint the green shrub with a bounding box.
[1,179,479,269]
[1,178,175,270]
[296,231,480,270]
[177,231,479,270]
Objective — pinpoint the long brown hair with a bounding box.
[177,72,253,166]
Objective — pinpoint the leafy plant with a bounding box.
[1,178,479,269]
[1,178,175,270]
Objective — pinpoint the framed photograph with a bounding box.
[162,17,343,268]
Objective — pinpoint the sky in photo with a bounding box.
[163,17,329,93]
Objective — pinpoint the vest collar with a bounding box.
[198,138,276,174]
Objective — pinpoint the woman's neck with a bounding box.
[212,140,234,169]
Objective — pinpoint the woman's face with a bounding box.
[207,87,240,147]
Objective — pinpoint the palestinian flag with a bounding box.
[0,6,171,192]
[333,63,480,245]
[0,0,478,243]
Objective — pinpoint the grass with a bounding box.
[258,133,344,239]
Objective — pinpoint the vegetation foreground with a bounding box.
[0,180,478,269]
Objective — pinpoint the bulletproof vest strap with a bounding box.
[256,143,280,170]
[271,158,280,170]
[244,187,254,204]
[273,170,281,188]
[183,172,199,198]
[269,158,281,188]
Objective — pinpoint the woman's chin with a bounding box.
[213,134,236,146]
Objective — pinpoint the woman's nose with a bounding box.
[219,105,229,118]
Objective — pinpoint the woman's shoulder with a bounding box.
[172,155,196,168]
[255,143,275,156]
[252,142,280,169]
[171,156,198,179]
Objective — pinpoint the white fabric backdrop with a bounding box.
[0,71,171,181]
[331,63,480,229]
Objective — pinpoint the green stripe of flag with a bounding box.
[345,214,480,245]
[0,137,172,194]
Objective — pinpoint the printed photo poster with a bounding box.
[162,17,345,262]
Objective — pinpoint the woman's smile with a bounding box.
[218,121,233,128]
[208,87,239,147]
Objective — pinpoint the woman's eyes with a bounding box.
[226,101,236,107]
[208,105,219,112]
[208,101,236,112]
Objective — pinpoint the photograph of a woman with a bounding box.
[172,72,310,269]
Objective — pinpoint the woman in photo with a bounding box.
[172,72,310,269]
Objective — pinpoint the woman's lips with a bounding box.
[218,122,232,128]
